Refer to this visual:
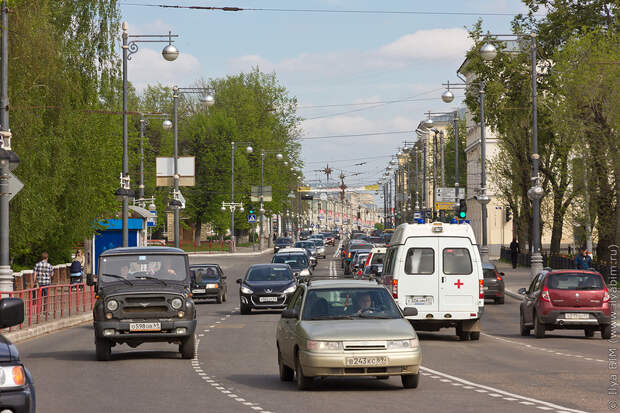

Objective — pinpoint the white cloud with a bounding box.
[129,19,174,35]
[378,28,473,61]
[128,48,202,91]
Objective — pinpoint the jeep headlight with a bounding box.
[283,285,296,294]
[240,285,253,294]
[0,365,26,388]
[387,339,418,350]
[171,298,183,310]
[300,269,310,277]
[306,340,342,352]
[106,299,119,312]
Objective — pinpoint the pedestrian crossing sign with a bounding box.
[248,214,257,223]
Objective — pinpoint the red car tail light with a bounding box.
[603,287,610,302]
[541,286,551,302]
[479,279,484,299]
[495,270,502,281]
[392,279,398,299]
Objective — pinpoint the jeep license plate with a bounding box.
[565,313,589,319]
[259,296,278,302]
[129,322,161,332]
[346,356,387,366]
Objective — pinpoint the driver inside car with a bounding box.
[353,292,373,315]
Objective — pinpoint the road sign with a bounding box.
[320,193,327,201]
[435,202,456,211]
[247,214,257,223]
[8,172,23,202]
[147,210,157,227]
[436,187,465,202]
[251,186,272,202]
[156,157,195,186]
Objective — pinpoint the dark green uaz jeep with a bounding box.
[88,247,197,361]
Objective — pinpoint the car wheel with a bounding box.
[278,349,294,382]
[95,337,111,361]
[223,291,227,302]
[216,294,222,304]
[180,333,197,359]
[520,312,531,336]
[401,373,419,389]
[495,296,504,304]
[584,328,595,338]
[295,354,313,390]
[602,324,612,340]
[470,331,480,340]
[534,314,545,338]
[240,303,251,315]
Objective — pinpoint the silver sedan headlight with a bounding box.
[299,269,310,276]
[106,299,119,312]
[171,298,183,310]
[387,339,418,350]
[306,340,342,352]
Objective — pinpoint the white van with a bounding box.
[382,221,484,340]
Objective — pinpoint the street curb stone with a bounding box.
[505,288,524,301]
[5,313,93,344]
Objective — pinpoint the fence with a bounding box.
[0,284,95,332]
[499,247,612,282]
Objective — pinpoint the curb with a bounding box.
[505,288,524,301]
[188,249,272,257]
[5,313,93,344]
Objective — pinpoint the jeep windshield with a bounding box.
[100,254,188,284]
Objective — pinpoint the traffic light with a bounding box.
[458,199,467,219]
[505,207,511,222]
[248,204,254,214]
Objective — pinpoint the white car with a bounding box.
[382,222,484,341]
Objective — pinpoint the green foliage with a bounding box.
[443,119,467,189]
[374,222,384,232]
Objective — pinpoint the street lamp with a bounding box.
[229,141,253,252]
[170,85,213,248]
[121,21,179,247]
[138,113,170,206]
[257,149,284,250]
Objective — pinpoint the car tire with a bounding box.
[520,312,531,336]
[602,324,612,340]
[470,331,480,340]
[95,337,111,361]
[222,291,227,302]
[534,314,545,338]
[278,349,294,382]
[401,373,419,389]
[240,304,251,315]
[216,294,222,304]
[584,328,595,338]
[495,296,505,304]
[295,354,313,390]
[180,333,197,359]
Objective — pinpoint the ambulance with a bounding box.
[382,221,484,340]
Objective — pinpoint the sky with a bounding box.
[119,0,530,196]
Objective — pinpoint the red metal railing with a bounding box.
[0,284,96,331]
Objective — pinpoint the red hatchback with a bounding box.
[519,270,611,339]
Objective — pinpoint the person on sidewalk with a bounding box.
[574,248,592,270]
[34,252,54,314]
[509,238,520,269]
[69,249,84,285]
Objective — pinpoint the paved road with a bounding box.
[17,247,611,412]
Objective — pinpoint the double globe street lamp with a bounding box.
[225,142,253,252]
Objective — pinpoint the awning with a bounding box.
[129,205,156,219]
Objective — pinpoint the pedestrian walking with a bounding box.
[34,252,54,314]
[70,249,84,285]
[509,238,520,269]
[574,248,593,270]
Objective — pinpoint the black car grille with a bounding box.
[117,295,176,317]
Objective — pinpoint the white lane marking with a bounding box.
[420,366,586,413]
[481,332,605,363]
[332,240,343,258]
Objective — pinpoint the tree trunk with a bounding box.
[194,217,202,247]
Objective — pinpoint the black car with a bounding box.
[299,231,312,240]
[272,251,312,278]
[0,298,36,413]
[237,264,297,314]
[274,237,293,254]
[483,263,505,304]
[88,247,197,360]
[190,264,228,303]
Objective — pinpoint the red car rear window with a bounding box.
[547,273,604,290]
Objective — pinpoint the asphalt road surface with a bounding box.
[17,246,611,412]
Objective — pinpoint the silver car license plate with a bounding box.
[565,313,589,319]
[259,296,278,302]
[346,356,387,366]
[129,322,161,332]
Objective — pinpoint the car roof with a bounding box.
[371,247,386,253]
[249,263,291,269]
[307,279,384,289]
[545,269,602,276]
[100,246,185,256]
[276,248,308,254]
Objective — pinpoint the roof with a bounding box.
[100,246,185,256]
[249,263,290,268]
[308,279,383,289]
[129,205,156,219]
[277,248,308,254]
[389,222,477,246]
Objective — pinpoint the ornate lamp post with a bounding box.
[258,150,284,250]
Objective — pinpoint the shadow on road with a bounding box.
[226,374,403,392]
[26,348,182,362]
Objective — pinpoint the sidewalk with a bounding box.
[491,261,536,301]
[187,246,272,257]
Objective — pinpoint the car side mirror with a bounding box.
[402,307,418,317]
[236,278,242,284]
[518,287,527,295]
[281,308,298,319]
[0,298,24,329]
[221,275,227,279]
[86,273,95,286]
[499,272,505,276]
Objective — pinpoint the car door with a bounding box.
[280,287,304,365]
[438,238,478,313]
[399,237,439,312]
[522,273,543,324]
